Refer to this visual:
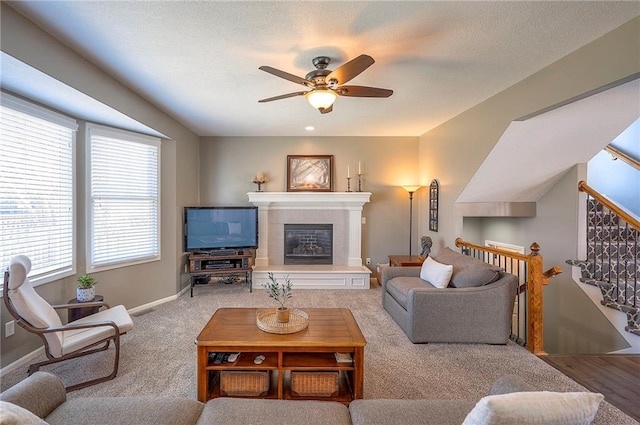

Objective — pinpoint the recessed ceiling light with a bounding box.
[305,126,315,131]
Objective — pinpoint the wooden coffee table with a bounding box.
[195,307,366,404]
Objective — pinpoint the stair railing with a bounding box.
[455,238,561,355]
[578,180,639,309]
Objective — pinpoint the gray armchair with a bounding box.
[381,252,518,344]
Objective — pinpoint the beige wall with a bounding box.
[418,17,640,353]
[0,4,200,367]
[199,136,419,268]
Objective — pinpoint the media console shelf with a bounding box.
[188,250,254,297]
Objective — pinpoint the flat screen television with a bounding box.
[184,206,258,253]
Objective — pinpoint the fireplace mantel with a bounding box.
[247,192,372,289]
[247,192,371,209]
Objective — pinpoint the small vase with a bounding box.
[77,287,96,302]
[275,307,290,323]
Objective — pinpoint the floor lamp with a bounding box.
[402,185,421,256]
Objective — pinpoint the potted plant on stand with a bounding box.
[76,274,97,302]
[263,272,293,323]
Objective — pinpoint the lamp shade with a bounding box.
[402,185,422,193]
[306,89,337,110]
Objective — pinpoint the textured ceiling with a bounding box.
[6,1,640,137]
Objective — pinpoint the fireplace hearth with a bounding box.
[284,224,333,265]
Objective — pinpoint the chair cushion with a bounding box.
[419,257,453,288]
[432,247,502,288]
[60,305,134,356]
[462,391,604,425]
[8,256,64,355]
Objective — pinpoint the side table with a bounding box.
[388,255,425,267]
[68,295,104,322]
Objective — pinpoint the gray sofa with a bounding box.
[381,247,518,344]
[2,371,603,425]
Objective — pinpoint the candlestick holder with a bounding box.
[357,174,363,192]
[252,174,267,192]
[346,177,352,192]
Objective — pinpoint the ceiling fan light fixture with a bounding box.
[306,89,337,111]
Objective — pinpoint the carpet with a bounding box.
[2,283,637,424]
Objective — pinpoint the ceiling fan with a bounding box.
[258,54,393,114]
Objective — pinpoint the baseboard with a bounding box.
[0,346,44,378]
[128,285,190,315]
[1,285,191,377]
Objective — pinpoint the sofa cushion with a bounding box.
[44,397,204,425]
[419,257,453,288]
[432,247,502,288]
[461,391,604,425]
[350,399,476,425]
[0,401,48,425]
[197,398,351,425]
[386,276,435,309]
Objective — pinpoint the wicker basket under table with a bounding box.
[291,371,339,397]
[220,370,270,397]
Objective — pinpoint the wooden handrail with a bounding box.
[454,238,529,262]
[455,238,560,355]
[604,145,640,172]
[578,180,640,232]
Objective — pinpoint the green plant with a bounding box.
[262,272,292,309]
[77,274,97,289]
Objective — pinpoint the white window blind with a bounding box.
[87,124,160,271]
[0,92,77,284]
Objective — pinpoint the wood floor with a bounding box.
[541,354,640,422]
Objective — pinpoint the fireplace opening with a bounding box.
[284,224,333,265]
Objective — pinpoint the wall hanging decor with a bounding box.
[287,155,333,192]
[429,179,439,232]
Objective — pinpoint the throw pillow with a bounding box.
[451,266,501,288]
[432,247,502,288]
[419,256,453,288]
[0,401,48,425]
[462,391,604,425]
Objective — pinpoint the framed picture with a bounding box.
[287,155,333,192]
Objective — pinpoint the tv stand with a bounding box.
[188,250,254,297]
[197,249,245,257]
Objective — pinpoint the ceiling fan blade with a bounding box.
[319,104,333,114]
[326,54,375,85]
[258,91,307,103]
[259,66,312,87]
[336,85,393,98]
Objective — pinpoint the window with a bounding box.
[0,92,77,285]
[86,123,160,271]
